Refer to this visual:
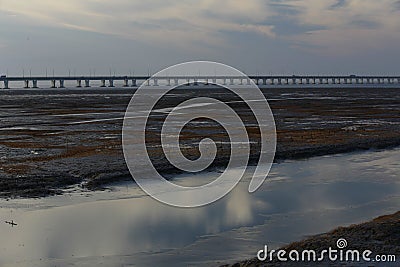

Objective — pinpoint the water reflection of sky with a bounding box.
[0,148,399,267]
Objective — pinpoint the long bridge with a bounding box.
[1,75,400,89]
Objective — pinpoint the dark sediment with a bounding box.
[222,212,400,266]
[0,87,399,198]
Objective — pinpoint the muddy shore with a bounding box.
[0,87,399,198]
[222,212,400,267]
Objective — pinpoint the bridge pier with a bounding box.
[132,79,137,87]
[123,79,129,87]
[101,80,106,87]
[109,79,114,87]
[32,80,38,88]
[85,80,90,87]
[59,80,65,88]
[3,80,9,89]
[77,80,82,87]
[24,80,30,88]
[51,80,56,88]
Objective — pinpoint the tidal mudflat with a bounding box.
[0,87,399,197]
[0,147,399,266]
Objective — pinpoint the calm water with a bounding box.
[0,148,399,267]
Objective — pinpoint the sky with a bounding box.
[0,0,399,76]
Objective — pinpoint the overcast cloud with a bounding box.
[0,0,399,75]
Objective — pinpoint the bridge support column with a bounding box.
[278,78,282,85]
[123,79,129,87]
[3,80,9,89]
[132,79,137,87]
[24,80,30,88]
[100,80,106,87]
[32,80,38,88]
[230,78,234,85]
[167,79,171,86]
[59,80,65,88]
[51,80,56,88]
[270,78,275,85]
[109,80,114,87]
[77,80,82,87]
[85,80,90,87]
[174,79,179,86]
[247,78,251,85]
